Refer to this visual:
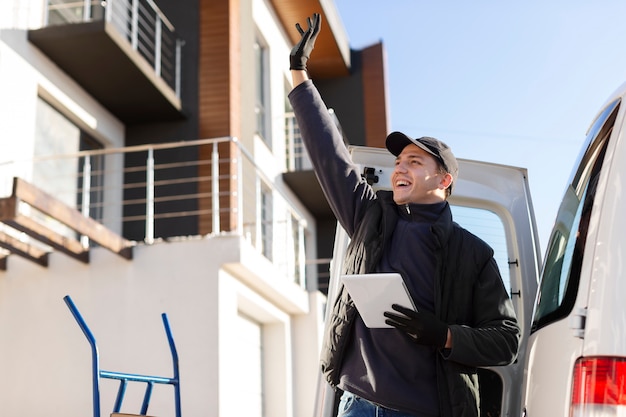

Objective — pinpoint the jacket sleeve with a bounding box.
[288,80,376,236]
[445,257,521,367]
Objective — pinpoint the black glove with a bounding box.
[384,304,449,347]
[290,13,321,71]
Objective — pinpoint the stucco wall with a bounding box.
[0,235,324,417]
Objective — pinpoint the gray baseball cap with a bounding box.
[385,131,459,183]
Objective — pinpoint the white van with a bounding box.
[315,81,626,417]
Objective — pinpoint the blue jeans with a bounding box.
[337,392,423,417]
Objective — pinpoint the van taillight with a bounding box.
[570,357,626,416]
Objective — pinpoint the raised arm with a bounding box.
[287,13,376,235]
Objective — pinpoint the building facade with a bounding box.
[0,0,389,416]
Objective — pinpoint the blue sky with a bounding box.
[334,0,626,253]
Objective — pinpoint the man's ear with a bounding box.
[439,173,453,190]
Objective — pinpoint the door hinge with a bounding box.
[569,307,587,339]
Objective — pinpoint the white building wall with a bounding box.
[0,1,327,416]
[0,0,125,226]
[0,236,324,417]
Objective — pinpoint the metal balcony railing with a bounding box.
[0,138,308,288]
[284,109,346,172]
[44,0,182,98]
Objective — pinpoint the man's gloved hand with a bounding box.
[290,13,321,71]
[384,304,449,347]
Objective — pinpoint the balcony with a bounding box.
[0,138,314,290]
[282,110,347,219]
[28,0,183,124]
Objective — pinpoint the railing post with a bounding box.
[145,148,155,244]
[105,0,113,23]
[83,0,91,21]
[236,142,243,236]
[131,0,139,51]
[43,0,50,25]
[211,142,220,234]
[254,176,261,250]
[175,39,182,99]
[285,114,295,171]
[155,18,162,76]
[81,155,92,248]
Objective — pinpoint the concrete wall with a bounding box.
[0,236,325,417]
[0,0,126,233]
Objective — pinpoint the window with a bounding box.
[77,136,105,222]
[35,97,104,223]
[291,213,304,286]
[254,37,270,146]
[284,79,303,171]
[451,206,511,295]
[46,0,105,25]
[531,99,619,332]
[260,183,273,261]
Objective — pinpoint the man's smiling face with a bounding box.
[391,144,450,205]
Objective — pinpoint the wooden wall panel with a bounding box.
[360,42,390,149]
[198,0,240,139]
[198,0,240,234]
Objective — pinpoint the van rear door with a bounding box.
[316,146,541,417]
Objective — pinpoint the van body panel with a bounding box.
[523,323,583,416]
[582,98,626,357]
[522,91,623,416]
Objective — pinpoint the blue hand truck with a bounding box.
[63,295,182,417]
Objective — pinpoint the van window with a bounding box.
[450,206,510,295]
[531,99,619,332]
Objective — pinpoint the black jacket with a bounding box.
[289,80,520,417]
[320,191,520,417]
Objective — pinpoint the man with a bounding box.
[288,14,520,417]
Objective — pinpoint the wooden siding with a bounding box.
[198,0,240,234]
[361,42,390,149]
[270,0,350,78]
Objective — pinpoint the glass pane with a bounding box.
[35,97,105,232]
[451,206,511,295]
[35,97,81,208]
[534,189,583,320]
[292,214,302,285]
[254,38,270,145]
[47,0,104,25]
[261,185,273,261]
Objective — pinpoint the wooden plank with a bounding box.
[0,195,17,221]
[5,215,89,264]
[0,252,7,270]
[0,229,49,267]
[12,178,133,260]
[0,194,52,266]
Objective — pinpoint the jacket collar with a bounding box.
[376,190,454,248]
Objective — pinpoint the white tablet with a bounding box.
[341,272,417,328]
